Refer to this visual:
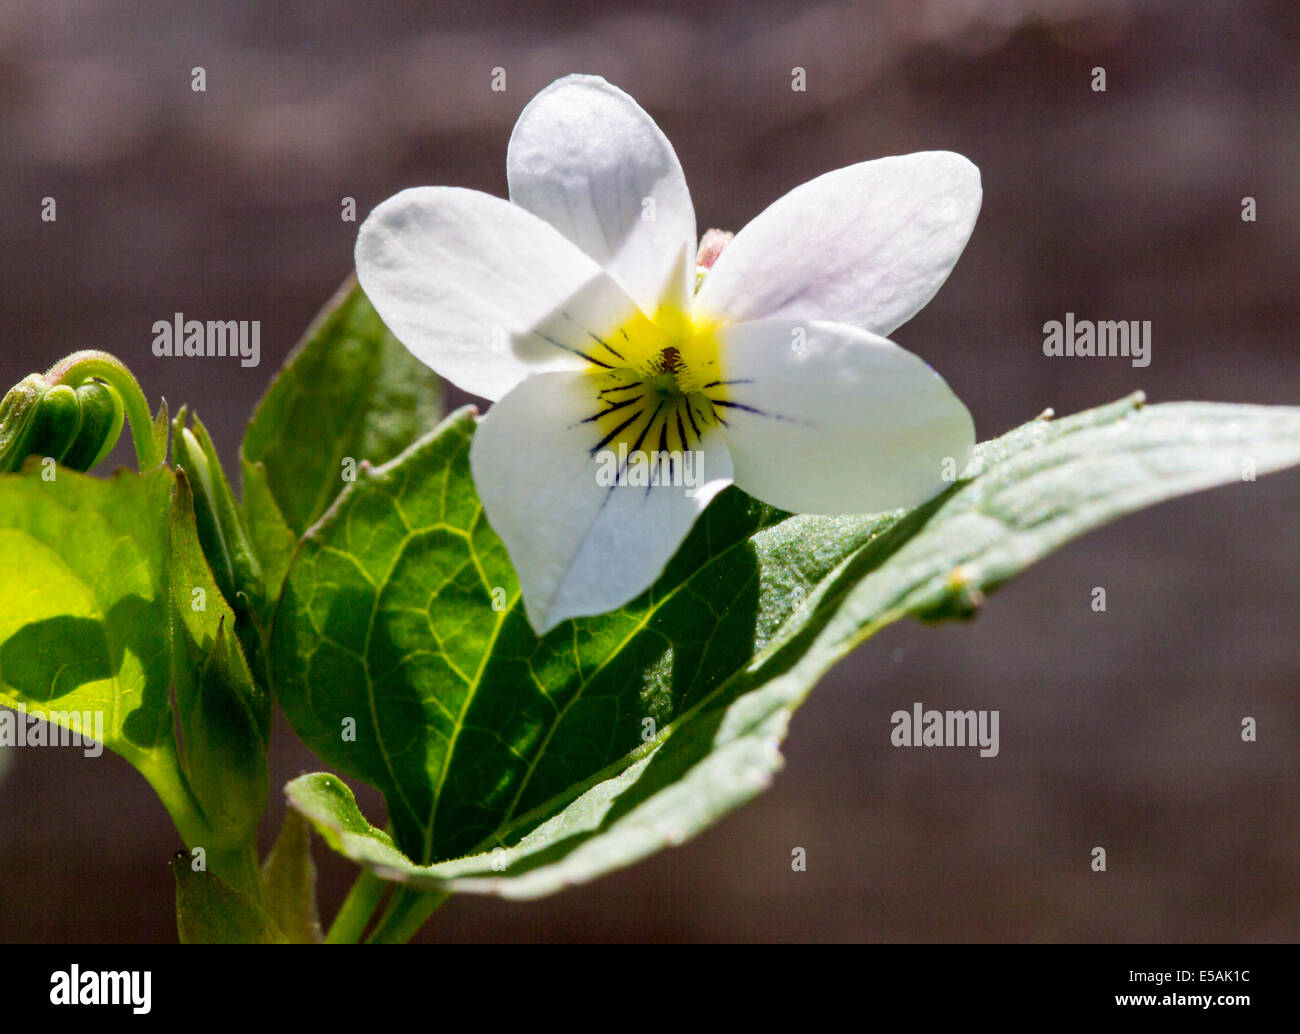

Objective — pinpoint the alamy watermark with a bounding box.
[891,701,999,758]
[595,445,705,493]
[152,312,260,367]
[1042,313,1151,368]
[0,709,104,757]
[50,966,151,1014]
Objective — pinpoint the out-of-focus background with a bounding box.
[1,0,1297,942]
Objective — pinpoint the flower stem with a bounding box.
[325,868,389,944]
[138,740,264,902]
[365,886,450,944]
[137,742,211,855]
[45,350,165,470]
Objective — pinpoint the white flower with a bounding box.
[356,74,979,635]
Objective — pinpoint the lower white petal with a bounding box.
[356,186,640,402]
[471,371,733,635]
[712,319,974,514]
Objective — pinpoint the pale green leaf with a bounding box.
[261,809,323,944]
[0,464,179,786]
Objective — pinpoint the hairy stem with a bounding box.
[326,868,389,944]
[365,886,450,944]
[139,739,264,902]
[46,350,165,470]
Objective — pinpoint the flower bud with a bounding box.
[694,228,734,294]
[696,228,733,270]
[61,380,126,471]
[1,377,59,471]
[172,407,265,612]
[0,375,124,473]
[23,385,82,463]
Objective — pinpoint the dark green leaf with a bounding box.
[172,853,287,944]
[277,395,1300,897]
[241,278,443,541]
[239,458,298,606]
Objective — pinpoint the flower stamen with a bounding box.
[578,306,727,456]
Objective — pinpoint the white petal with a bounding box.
[695,152,981,336]
[508,74,696,315]
[712,319,974,514]
[356,186,641,401]
[471,371,732,634]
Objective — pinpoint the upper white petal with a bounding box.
[694,152,981,336]
[470,370,733,635]
[508,74,696,315]
[713,319,974,514]
[356,186,641,401]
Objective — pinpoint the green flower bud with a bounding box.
[174,420,235,603]
[0,378,80,470]
[0,375,48,471]
[61,380,126,471]
[0,374,126,473]
[172,407,265,613]
[26,385,83,462]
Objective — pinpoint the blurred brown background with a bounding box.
[1,0,1297,942]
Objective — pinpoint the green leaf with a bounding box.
[0,463,181,786]
[276,395,1300,899]
[261,810,323,944]
[168,471,268,846]
[0,455,268,898]
[239,458,298,607]
[172,853,287,944]
[150,397,170,472]
[241,278,443,544]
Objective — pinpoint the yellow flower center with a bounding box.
[581,305,732,456]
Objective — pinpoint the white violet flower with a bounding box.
[356,74,980,635]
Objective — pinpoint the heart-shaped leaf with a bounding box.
[275,395,1300,899]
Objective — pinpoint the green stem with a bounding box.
[365,886,450,944]
[138,740,263,901]
[137,740,211,850]
[325,868,389,944]
[45,350,164,471]
[210,844,267,905]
